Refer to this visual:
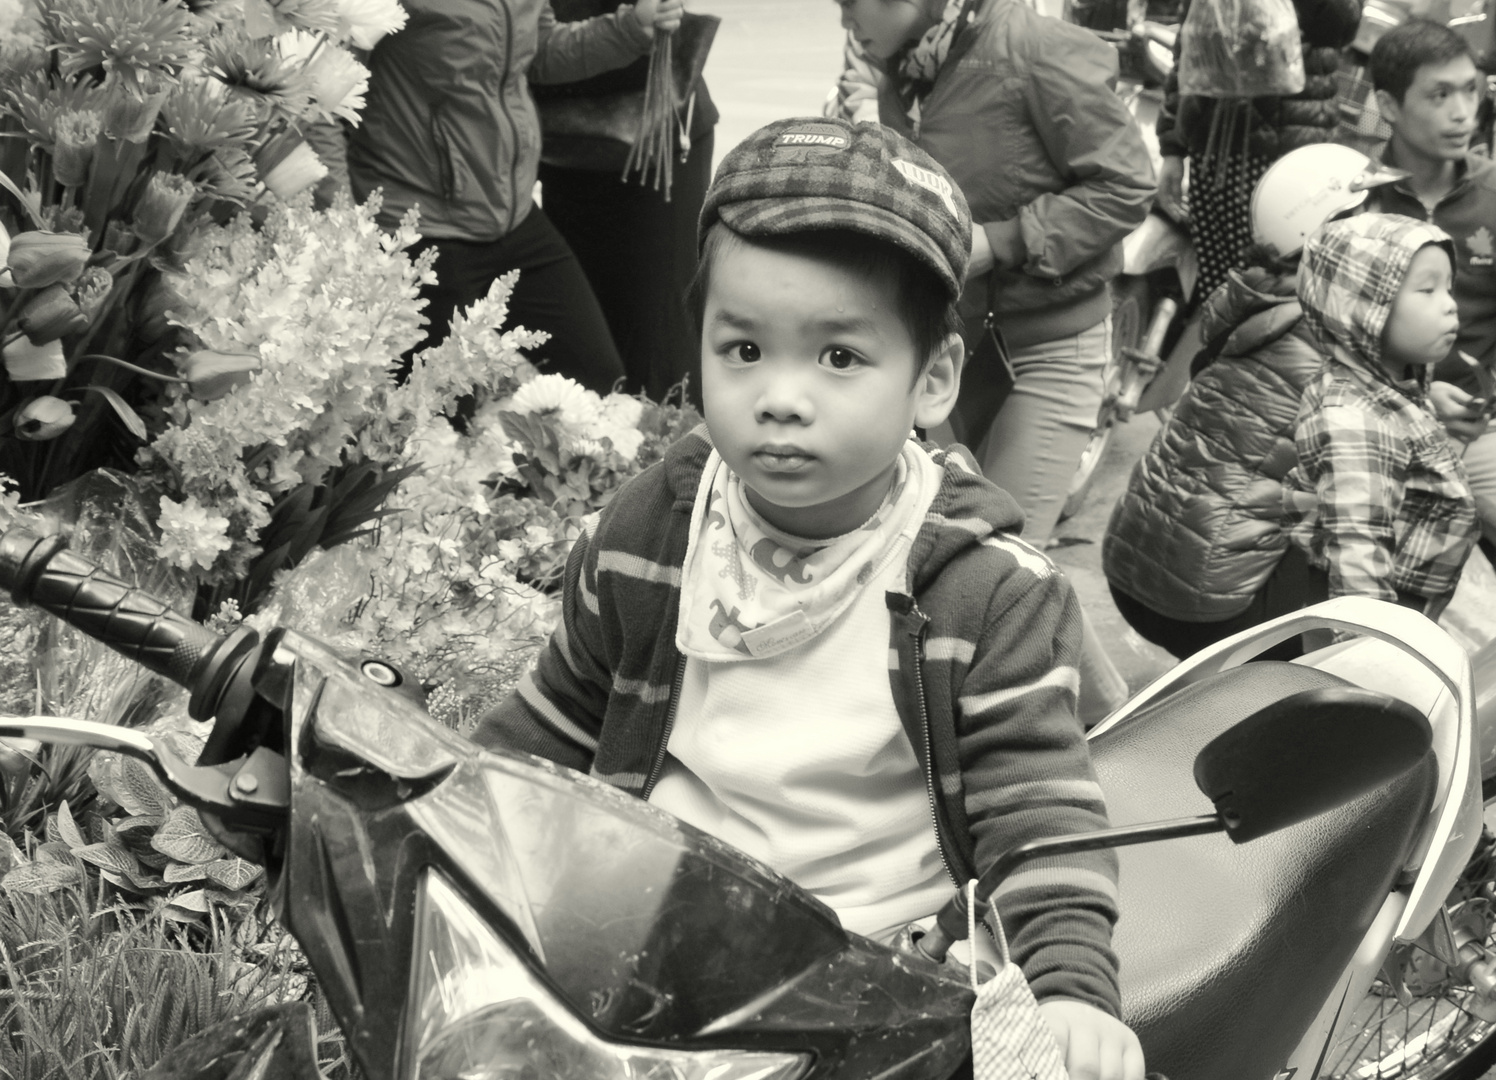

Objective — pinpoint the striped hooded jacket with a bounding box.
[473,427,1122,1014]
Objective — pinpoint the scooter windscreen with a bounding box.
[275,630,975,1080]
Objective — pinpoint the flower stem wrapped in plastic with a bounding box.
[1177,0,1305,99]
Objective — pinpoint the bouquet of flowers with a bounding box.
[248,369,702,726]
[0,0,402,498]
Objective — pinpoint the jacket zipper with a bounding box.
[642,654,687,799]
[910,601,998,949]
[498,0,518,235]
[908,601,959,889]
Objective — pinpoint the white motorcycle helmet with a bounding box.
[1250,144,1408,259]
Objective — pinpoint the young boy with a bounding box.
[1364,19,1496,536]
[1284,213,1478,614]
[473,118,1144,1079]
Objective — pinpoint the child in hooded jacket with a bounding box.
[1284,213,1478,614]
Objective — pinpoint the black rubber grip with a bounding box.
[0,528,223,689]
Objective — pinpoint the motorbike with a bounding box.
[0,524,1488,1080]
[1061,19,1198,522]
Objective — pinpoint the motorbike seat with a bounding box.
[1092,661,1439,1080]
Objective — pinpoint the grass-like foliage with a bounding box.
[0,875,326,1077]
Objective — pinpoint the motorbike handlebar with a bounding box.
[0,528,231,699]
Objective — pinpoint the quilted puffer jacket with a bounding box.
[1157,0,1363,161]
[1102,268,1326,621]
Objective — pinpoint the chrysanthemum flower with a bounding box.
[51,108,101,186]
[276,28,366,124]
[42,0,196,93]
[160,76,257,158]
[509,374,602,429]
[335,0,404,49]
[243,0,339,36]
[2,72,108,150]
[204,27,310,115]
[191,143,257,204]
[102,69,169,141]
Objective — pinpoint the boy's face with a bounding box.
[1378,56,1482,165]
[1382,244,1459,373]
[700,236,960,540]
[835,0,932,61]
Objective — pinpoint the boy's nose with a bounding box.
[755,375,815,425]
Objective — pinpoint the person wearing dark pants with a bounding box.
[539,128,714,404]
[346,0,684,394]
[408,207,625,393]
[536,0,718,406]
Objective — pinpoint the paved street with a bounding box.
[692,0,1177,693]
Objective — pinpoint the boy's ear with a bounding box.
[913,332,965,431]
[1375,88,1404,130]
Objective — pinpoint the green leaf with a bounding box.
[124,866,166,891]
[0,167,45,229]
[72,841,139,876]
[55,799,85,849]
[118,757,171,817]
[0,833,25,874]
[85,386,148,441]
[163,861,207,883]
[203,858,261,891]
[166,887,209,913]
[114,814,165,835]
[3,860,82,894]
[35,840,75,864]
[151,807,226,865]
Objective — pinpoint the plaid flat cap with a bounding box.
[699,117,972,299]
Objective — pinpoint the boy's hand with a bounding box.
[1430,380,1491,443]
[633,0,685,38]
[1037,999,1146,1080]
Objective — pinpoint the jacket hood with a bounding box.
[1202,266,1303,360]
[1297,213,1455,384]
[661,425,1027,593]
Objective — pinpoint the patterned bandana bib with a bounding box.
[676,443,930,662]
[896,0,975,128]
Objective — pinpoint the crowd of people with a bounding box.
[318,1,1494,1077]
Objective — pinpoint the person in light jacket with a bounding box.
[840,0,1156,546]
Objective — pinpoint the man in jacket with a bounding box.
[1364,18,1496,545]
[348,0,682,391]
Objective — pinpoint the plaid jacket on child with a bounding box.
[1284,214,1478,610]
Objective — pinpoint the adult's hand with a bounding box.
[1156,155,1187,223]
[968,225,996,280]
[634,0,685,37]
[1430,379,1491,443]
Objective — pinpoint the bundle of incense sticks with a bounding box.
[622,30,678,201]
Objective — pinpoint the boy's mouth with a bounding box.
[753,445,815,472]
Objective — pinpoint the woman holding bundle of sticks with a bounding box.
[347,0,684,392]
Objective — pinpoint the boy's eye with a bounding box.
[820,347,862,371]
[728,342,762,363]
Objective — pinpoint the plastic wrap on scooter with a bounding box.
[1095,661,1438,1080]
[271,631,973,1080]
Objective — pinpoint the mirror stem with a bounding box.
[917,813,1224,964]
